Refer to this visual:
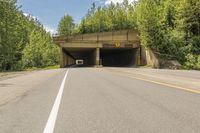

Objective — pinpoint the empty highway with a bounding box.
[0,68,200,133]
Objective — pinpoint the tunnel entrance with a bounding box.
[100,48,138,67]
[63,47,139,67]
[65,48,96,67]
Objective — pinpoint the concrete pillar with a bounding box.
[60,48,76,67]
[136,47,141,66]
[60,48,65,68]
[96,48,100,66]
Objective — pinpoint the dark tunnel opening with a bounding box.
[64,47,138,67]
[66,48,96,67]
[100,48,138,67]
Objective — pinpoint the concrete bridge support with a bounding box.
[60,48,75,68]
[96,48,100,66]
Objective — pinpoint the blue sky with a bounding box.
[17,0,133,34]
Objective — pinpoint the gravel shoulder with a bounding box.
[0,71,31,81]
[0,69,65,106]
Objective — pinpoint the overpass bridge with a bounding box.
[53,30,142,67]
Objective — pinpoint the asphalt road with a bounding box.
[0,68,200,133]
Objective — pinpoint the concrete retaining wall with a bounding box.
[141,47,160,68]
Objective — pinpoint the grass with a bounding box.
[25,65,59,71]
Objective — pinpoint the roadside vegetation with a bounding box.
[25,65,59,71]
[59,0,200,70]
[0,0,59,72]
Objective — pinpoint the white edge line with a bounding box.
[43,69,69,133]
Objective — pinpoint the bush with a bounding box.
[184,54,196,69]
[184,54,200,70]
[196,55,200,70]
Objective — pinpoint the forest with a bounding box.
[0,0,59,71]
[58,0,200,69]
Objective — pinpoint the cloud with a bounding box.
[23,13,56,35]
[105,0,135,5]
[23,13,38,20]
[44,25,57,35]
[93,0,105,5]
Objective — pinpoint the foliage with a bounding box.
[25,65,59,71]
[184,54,200,70]
[58,15,75,36]
[196,55,200,69]
[22,30,59,68]
[0,0,59,71]
[184,53,196,69]
[174,0,200,69]
[73,0,137,34]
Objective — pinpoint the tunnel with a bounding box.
[63,47,139,67]
[100,48,138,67]
[65,48,97,67]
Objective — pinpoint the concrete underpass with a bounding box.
[63,47,139,67]
[64,48,97,67]
[54,30,141,68]
[100,48,138,67]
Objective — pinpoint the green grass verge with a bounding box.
[25,65,59,71]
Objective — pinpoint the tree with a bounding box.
[58,15,75,36]
[136,0,166,51]
[177,0,200,55]
[22,29,59,68]
[0,0,20,70]
[0,0,59,71]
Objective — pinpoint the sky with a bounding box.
[17,0,134,34]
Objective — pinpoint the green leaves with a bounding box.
[58,15,75,36]
[177,0,200,36]
[75,1,135,34]
[0,1,59,71]
[135,0,200,69]
[0,0,19,70]
[184,54,200,70]
[22,30,59,68]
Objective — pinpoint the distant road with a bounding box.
[0,68,200,133]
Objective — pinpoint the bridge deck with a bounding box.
[53,30,140,46]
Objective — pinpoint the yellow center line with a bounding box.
[104,68,200,94]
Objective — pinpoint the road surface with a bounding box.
[0,68,200,133]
